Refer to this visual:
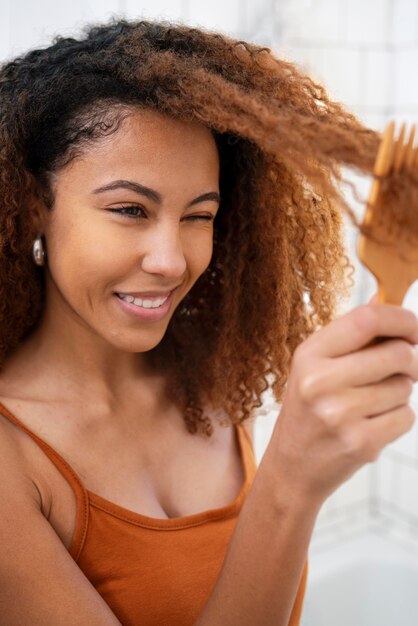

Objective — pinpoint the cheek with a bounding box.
[45,217,121,294]
[184,229,214,274]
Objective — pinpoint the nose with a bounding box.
[141,223,187,279]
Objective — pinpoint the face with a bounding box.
[39,107,220,354]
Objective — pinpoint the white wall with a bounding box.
[0,0,279,60]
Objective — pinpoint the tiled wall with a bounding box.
[2,0,418,547]
[279,0,418,549]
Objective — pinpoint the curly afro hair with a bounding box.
[0,17,398,437]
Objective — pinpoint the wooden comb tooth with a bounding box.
[393,122,407,172]
[374,120,395,177]
[367,121,395,209]
[358,118,418,308]
[404,124,416,171]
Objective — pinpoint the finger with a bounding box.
[360,404,416,456]
[311,304,418,358]
[368,292,378,305]
[322,338,418,387]
[319,375,414,424]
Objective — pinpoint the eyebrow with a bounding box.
[92,179,221,207]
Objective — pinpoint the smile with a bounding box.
[116,293,169,308]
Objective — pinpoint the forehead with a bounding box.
[121,108,216,145]
[57,108,220,193]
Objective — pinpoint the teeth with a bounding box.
[118,293,169,308]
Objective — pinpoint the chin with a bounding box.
[105,329,168,353]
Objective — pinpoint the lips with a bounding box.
[114,286,175,321]
[116,292,169,308]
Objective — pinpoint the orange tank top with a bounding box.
[0,400,308,625]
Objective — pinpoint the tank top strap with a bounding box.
[0,400,89,561]
[238,421,253,450]
[237,421,258,477]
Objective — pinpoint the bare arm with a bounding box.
[0,429,122,625]
[195,300,418,625]
[194,439,319,626]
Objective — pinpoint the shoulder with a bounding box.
[0,407,49,516]
[0,415,42,509]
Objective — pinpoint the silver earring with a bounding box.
[33,235,45,266]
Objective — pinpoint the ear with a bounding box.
[29,184,52,234]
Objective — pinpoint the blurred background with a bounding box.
[2,1,418,624]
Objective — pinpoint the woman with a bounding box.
[0,17,417,626]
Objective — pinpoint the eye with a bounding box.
[107,205,215,222]
[185,215,215,222]
[108,205,145,219]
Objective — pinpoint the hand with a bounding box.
[268,291,418,507]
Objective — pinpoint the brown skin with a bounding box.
[2,108,221,427]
